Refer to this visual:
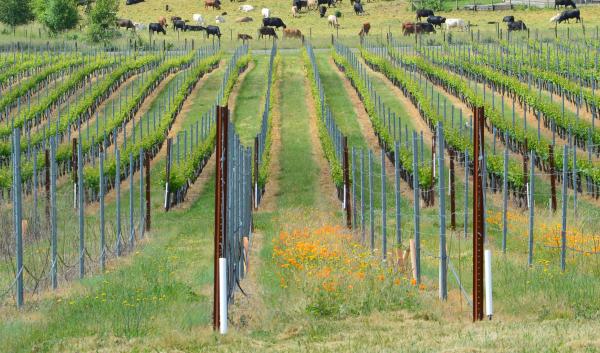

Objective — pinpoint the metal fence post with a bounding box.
[381,148,387,261]
[78,139,84,279]
[50,137,58,289]
[394,142,401,245]
[369,150,374,253]
[528,152,535,267]
[561,146,568,271]
[412,132,421,284]
[100,151,105,272]
[116,148,121,257]
[13,129,24,307]
[502,148,508,254]
[437,122,447,300]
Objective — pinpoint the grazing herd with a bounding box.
[118,0,586,42]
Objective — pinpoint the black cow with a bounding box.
[173,20,187,31]
[293,0,308,10]
[555,0,576,9]
[259,26,278,39]
[319,6,327,17]
[554,9,581,23]
[507,20,527,31]
[263,17,287,29]
[426,15,445,28]
[502,15,514,23]
[416,9,434,21]
[417,22,436,34]
[117,19,136,30]
[353,2,364,15]
[318,0,335,8]
[202,25,222,38]
[126,0,144,5]
[149,23,166,35]
[185,25,204,31]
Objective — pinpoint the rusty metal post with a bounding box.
[549,145,557,213]
[450,151,456,230]
[164,138,172,211]
[473,106,484,322]
[145,150,151,231]
[72,138,77,209]
[213,105,229,331]
[343,136,352,229]
[45,149,50,222]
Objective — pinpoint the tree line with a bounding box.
[0,0,120,43]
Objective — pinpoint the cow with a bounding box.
[262,8,270,18]
[205,0,221,10]
[555,0,576,9]
[292,6,299,17]
[259,26,278,39]
[319,5,327,17]
[236,16,253,22]
[240,4,254,12]
[418,22,436,34]
[149,23,166,35]
[173,19,187,31]
[308,0,317,9]
[294,0,309,11]
[202,25,222,38]
[158,16,168,27]
[283,28,302,39]
[238,33,253,41]
[358,22,370,36]
[126,0,144,5]
[502,15,514,23]
[117,19,136,30]
[402,22,434,35]
[263,17,287,29]
[171,16,182,22]
[353,2,364,15]
[426,15,445,28]
[216,15,226,23]
[507,20,527,31]
[318,0,335,7]
[416,9,434,21]
[445,18,468,30]
[328,14,339,28]
[185,24,204,31]
[133,22,147,31]
[192,14,205,24]
[550,9,581,23]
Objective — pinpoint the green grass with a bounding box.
[232,56,269,145]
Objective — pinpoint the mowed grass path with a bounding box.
[232,56,269,145]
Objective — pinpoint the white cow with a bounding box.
[216,15,226,23]
[133,22,147,31]
[445,18,468,31]
[192,14,204,25]
[261,8,270,18]
[292,6,298,18]
[327,14,339,28]
[549,13,561,22]
[240,4,254,12]
[308,0,317,10]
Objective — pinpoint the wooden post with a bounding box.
[343,136,352,229]
[164,138,172,211]
[473,106,484,322]
[45,149,50,222]
[549,145,557,212]
[145,150,151,230]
